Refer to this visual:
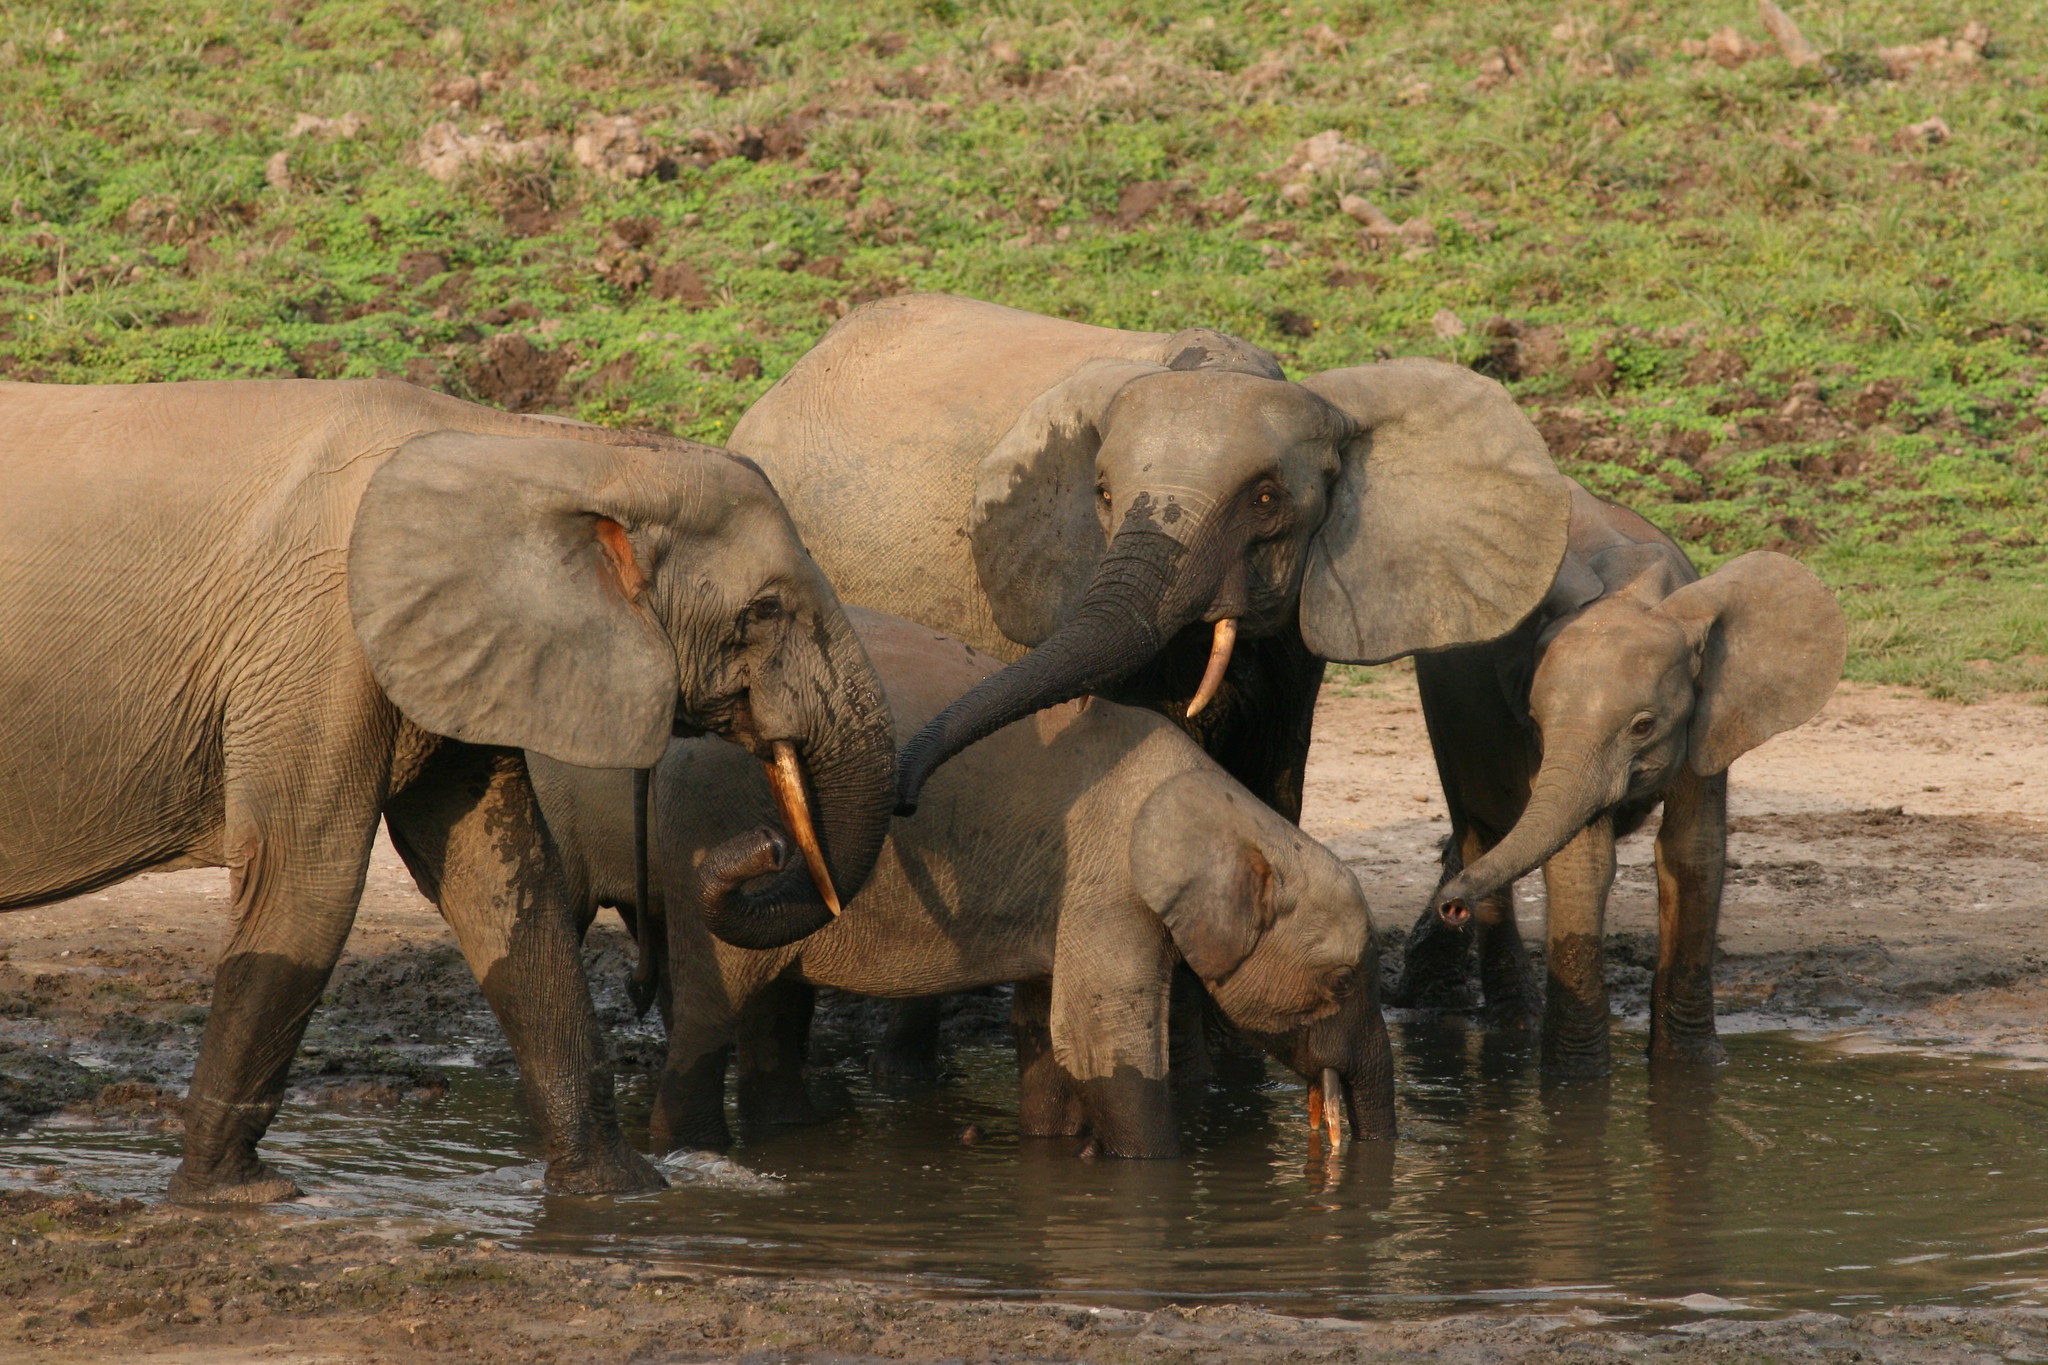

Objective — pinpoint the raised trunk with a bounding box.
[698,626,896,951]
[1436,752,1613,922]
[895,524,1194,813]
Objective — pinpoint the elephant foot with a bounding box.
[1393,914,1475,1012]
[1481,992,1543,1032]
[167,1159,302,1207]
[869,1043,944,1086]
[1539,1039,1612,1079]
[543,1144,667,1195]
[1649,1031,1728,1068]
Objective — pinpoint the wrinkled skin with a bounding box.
[0,379,894,1204]
[532,608,1395,1158]
[731,294,1575,822]
[1398,485,1846,1075]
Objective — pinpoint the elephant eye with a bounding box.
[1629,714,1656,739]
[1255,489,1275,506]
[747,594,785,624]
[1096,485,1111,503]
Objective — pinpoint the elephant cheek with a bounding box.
[1210,958,1328,1037]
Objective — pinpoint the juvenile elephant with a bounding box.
[730,293,1575,819]
[1397,484,1845,1074]
[531,608,1395,1158]
[0,379,894,1202]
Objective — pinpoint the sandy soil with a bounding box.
[3,676,2046,1363]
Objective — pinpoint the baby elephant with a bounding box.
[1399,484,1844,1075]
[575,607,1394,1158]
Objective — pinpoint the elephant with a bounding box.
[527,606,1396,1159]
[728,293,1576,821]
[1395,483,1845,1075]
[0,379,895,1203]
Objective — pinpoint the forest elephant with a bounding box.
[0,379,894,1203]
[528,607,1395,1159]
[728,293,1577,820]
[1397,483,1845,1075]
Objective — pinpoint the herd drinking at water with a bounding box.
[0,292,1843,1201]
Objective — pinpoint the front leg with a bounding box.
[1540,815,1616,1077]
[1050,910,1179,1157]
[385,744,663,1194]
[1649,766,1728,1065]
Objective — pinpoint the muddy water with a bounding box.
[9,1029,2048,1319]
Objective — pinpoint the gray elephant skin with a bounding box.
[529,607,1395,1159]
[728,293,1577,819]
[0,379,895,1202]
[1399,483,1846,1074]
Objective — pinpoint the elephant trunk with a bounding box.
[1436,746,1613,925]
[1270,979,1397,1143]
[698,624,896,951]
[895,524,1199,814]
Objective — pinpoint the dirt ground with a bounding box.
[3,676,2046,1363]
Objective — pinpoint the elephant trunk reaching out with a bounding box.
[1435,741,1617,926]
[895,518,1220,813]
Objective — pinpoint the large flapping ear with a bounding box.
[1129,769,1279,984]
[1655,551,1846,776]
[968,359,1165,646]
[349,430,682,769]
[1298,359,1575,664]
[1156,327,1287,379]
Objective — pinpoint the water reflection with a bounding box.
[10,1032,2048,1317]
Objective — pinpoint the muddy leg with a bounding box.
[386,745,661,1194]
[735,978,831,1127]
[171,791,377,1204]
[1397,830,1480,1011]
[1013,978,1083,1137]
[1473,876,1541,1031]
[1540,815,1616,1078]
[871,995,944,1084]
[1650,768,1728,1065]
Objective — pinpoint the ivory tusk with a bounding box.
[765,740,841,917]
[1307,1079,1325,1138]
[1320,1068,1344,1148]
[1185,618,1238,719]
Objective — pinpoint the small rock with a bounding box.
[573,115,661,181]
[264,151,293,191]
[1893,115,1953,149]
[1339,194,1396,229]
[414,121,555,183]
[1304,23,1346,55]
[429,74,482,110]
[1677,1292,1744,1312]
[1757,0,1822,67]
[1432,309,1466,339]
[288,111,367,140]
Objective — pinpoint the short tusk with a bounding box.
[1185,618,1238,719]
[765,740,841,917]
[1321,1068,1344,1148]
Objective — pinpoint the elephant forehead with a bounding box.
[1101,372,1336,469]
[1535,601,1693,703]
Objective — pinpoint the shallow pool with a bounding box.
[9,1028,2047,1319]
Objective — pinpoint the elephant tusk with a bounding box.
[1185,618,1238,719]
[1321,1068,1344,1148]
[765,740,841,917]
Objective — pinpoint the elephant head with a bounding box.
[346,430,895,949]
[1130,768,1396,1142]
[894,352,1575,810]
[1436,551,1846,922]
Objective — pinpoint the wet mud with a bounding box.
[3,679,2047,1362]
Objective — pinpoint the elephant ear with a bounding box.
[1298,359,1575,664]
[969,359,1165,646]
[349,430,681,769]
[1129,770,1279,984]
[1656,551,1846,776]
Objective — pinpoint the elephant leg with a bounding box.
[170,770,382,1205]
[1473,875,1541,1031]
[1051,914,1178,1158]
[1012,978,1083,1137]
[1395,827,1479,1011]
[1167,964,1213,1088]
[1540,815,1617,1078]
[871,995,945,1084]
[385,744,661,1194]
[1650,768,1729,1066]
[1204,632,1324,822]
[734,978,831,1127]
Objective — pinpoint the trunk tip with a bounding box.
[1437,896,1471,927]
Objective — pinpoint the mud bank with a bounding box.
[3,678,2046,1362]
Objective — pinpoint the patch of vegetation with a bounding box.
[1,0,2041,698]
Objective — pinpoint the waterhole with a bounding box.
[8,1029,2047,1320]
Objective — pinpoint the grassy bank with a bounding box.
[2,0,2041,696]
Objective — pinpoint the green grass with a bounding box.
[2,0,2042,698]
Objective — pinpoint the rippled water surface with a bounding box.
[11,1029,2048,1318]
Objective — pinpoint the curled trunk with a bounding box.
[895,525,1192,812]
[698,625,897,951]
[1436,755,1613,923]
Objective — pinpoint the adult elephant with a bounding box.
[729,294,1575,817]
[0,379,894,1203]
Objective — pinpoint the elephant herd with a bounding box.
[0,293,1845,1203]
